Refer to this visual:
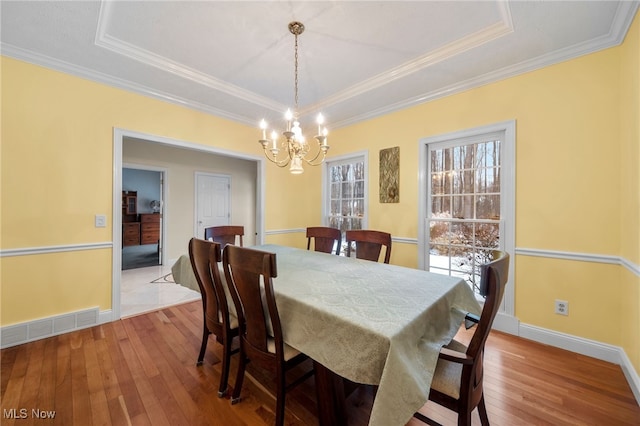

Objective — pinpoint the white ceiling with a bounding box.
[2,1,638,130]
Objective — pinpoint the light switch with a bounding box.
[95,214,107,228]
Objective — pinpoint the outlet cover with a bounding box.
[555,299,569,316]
[95,214,107,228]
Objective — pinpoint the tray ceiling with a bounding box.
[2,1,638,129]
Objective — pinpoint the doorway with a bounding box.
[112,128,265,321]
[122,167,164,270]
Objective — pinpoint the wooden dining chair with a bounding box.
[204,225,244,247]
[306,226,342,255]
[222,245,314,426]
[413,250,510,426]
[188,238,239,398]
[345,229,392,264]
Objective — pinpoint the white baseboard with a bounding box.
[488,314,640,405]
[99,309,113,325]
[518,323,640,405]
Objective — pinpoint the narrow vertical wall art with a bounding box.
[379,146,399,203]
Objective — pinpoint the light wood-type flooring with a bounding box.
[2,300,639,425]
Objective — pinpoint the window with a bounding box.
[428,138,502,293]
[418,121,515,316]
[323,152,368,252]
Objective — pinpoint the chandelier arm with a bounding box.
[302,150,328,166]
[261,146,291,168]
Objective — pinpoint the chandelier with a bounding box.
[258,21,329,174]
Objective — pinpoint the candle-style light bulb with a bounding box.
[316,113,325,135]
[270,131,278,149]
[285,109,293,131]
[259,119,268,140]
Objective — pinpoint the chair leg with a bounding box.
[231,354,246,404]
[196,326,209,366]
[218,338,231,398]
[275,370,286,426]
[478,395,490,426]
[458,409,472,426]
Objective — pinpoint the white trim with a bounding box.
[391,236,417,245]
[621,257,640,277]
[492,311,520,336]
[520,324,621,364]
[113,127,265,321]
[418,120,516,317]
[0,242,112,257]
[306,3,514,116]
[332,2,639,129]
[517,247,640,277]
[95,1,284,115]
[4,241,636,278]
[4,3,637,132]
[322,150,370,228]
[519,323,640,405]
[265,228,306,236]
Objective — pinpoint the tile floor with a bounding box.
[120,263,201,318]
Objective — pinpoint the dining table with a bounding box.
[251,244,482,426]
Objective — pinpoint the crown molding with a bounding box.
[1,43,258,127]
[327,1,639,129]
[95,1,284,115]
[2,1,637,130]
[302,2,514,117]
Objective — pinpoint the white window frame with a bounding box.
[418,121,516,326]
[322,150,369,230]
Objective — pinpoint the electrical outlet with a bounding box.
[555,299,569,316]
[95,214,107,228]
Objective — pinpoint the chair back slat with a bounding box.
[223,245,280,356]
[189,239,228,331]
[306,226,342,255]
[467,250,510,358]
[345,229,392,263]
[204,225,245,247]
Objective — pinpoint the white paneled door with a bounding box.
[195,173,230,239]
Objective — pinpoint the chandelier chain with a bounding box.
[294,33,299,111]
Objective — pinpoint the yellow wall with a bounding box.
[1,12,638,375]
[328,14,639,371]
[1,58,258,324]
[619,12,640,372]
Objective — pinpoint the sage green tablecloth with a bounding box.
[256,244,481,426]
[171,255,200,292]
[173,245,480,425]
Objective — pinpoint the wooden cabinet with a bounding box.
[122,191,137,215]
[140,213,161,245]
[121,193,160,246]
[122,222,140,246]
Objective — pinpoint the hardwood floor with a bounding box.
[2,300,638,425]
